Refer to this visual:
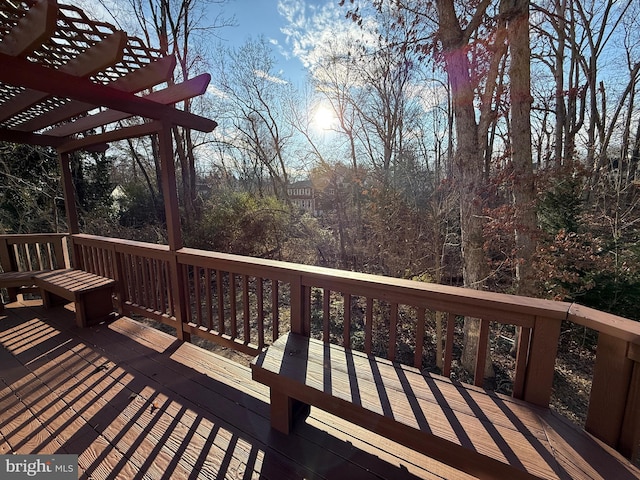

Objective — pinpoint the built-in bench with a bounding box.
[251,332,640,480]
[1,268,115,327]
[0,270,51,311]
[33,269,115,327]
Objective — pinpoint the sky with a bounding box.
[218,0,363,86]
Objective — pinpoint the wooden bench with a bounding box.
[251,332,640,480]
[32,269,116,327]
[0,270,53,311]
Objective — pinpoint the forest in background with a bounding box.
[1,0,640,327]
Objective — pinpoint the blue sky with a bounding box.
[221,1,310,84]
[219,0,363,86]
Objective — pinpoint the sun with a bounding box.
[312,104,337,131]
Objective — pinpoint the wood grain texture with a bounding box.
[1,298,463,480]
[252,332,640,480]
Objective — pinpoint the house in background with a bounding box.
[287,174,341,216]
[287,180,317,215]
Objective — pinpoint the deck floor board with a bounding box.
[1,299,464,479]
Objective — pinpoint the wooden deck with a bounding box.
[0,299,477,480]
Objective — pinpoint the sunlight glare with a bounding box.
[312,105,337,131]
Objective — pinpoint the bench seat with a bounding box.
[0,270,49,288]
[0,269,55,311]
[33,269,115,327]
[251,332,640,480]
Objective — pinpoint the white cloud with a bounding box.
[276,0,376,70]
[255,70,289,85]
[207,85,227,98]
[278,0,375,75]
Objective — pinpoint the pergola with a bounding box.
[0,0,217,250]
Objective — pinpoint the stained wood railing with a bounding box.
[0,233,70,303]
[0,233,68,273]
[4,233,639,464]
[72,235,181,332]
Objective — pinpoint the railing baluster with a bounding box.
[86,245,94,272]
[143,256,150,307]
[474,318,490,387]
[123,253,132,303]
[230,273,237,338]
[194,266,202,327]
[183,264,193,325]
[243,275,250,343]
[512,326,531,399]
[365,297,373,355]
[100,248,108,276]
[217,270,225,334]
[343,293,351,349]
[443,312,456,377]
[163,260,173,317]
[272,280,279,341]
[389,303,398,361]
[205,268,213,330]
[152,259,161,314]
[154,258,162,313]
[133,255,142,305]
[323,288,330,343]
[35,243,45,270]
[257,277,264,348]
[414,307,426,369]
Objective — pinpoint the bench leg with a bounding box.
[270,390,310,434]
[74,289,114,328]
[40,289,67,309]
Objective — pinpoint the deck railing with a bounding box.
[3,233,639,463]
[0,233,69,273]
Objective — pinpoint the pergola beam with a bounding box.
[0,53,217,133]
[14,54,177,132]
[0,128,65,147]
[0,0,58,56]
[47,74,211,137]
[0,31,126,123]
[57,121,163,154]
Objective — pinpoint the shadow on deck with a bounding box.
[0,299,469,479]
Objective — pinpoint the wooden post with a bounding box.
[586,334,633,448]
[158,123,183,251]
[0,236,17,303]
[157,124,189,341]
[289,274,307,336]
[0,237,12,272]
[619,355,640,464]
[58,152,79,236]
[522,316,561,406]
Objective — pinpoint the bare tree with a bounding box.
[103,0,233,227]
[214,38,296,200]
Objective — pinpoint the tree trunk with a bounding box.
[509,0,536,298]
[436,0,493,379]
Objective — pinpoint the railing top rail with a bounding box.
[0,233,67,243]
[568,303,640,344]
[72,233,171,256]
[179,247,567,314]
